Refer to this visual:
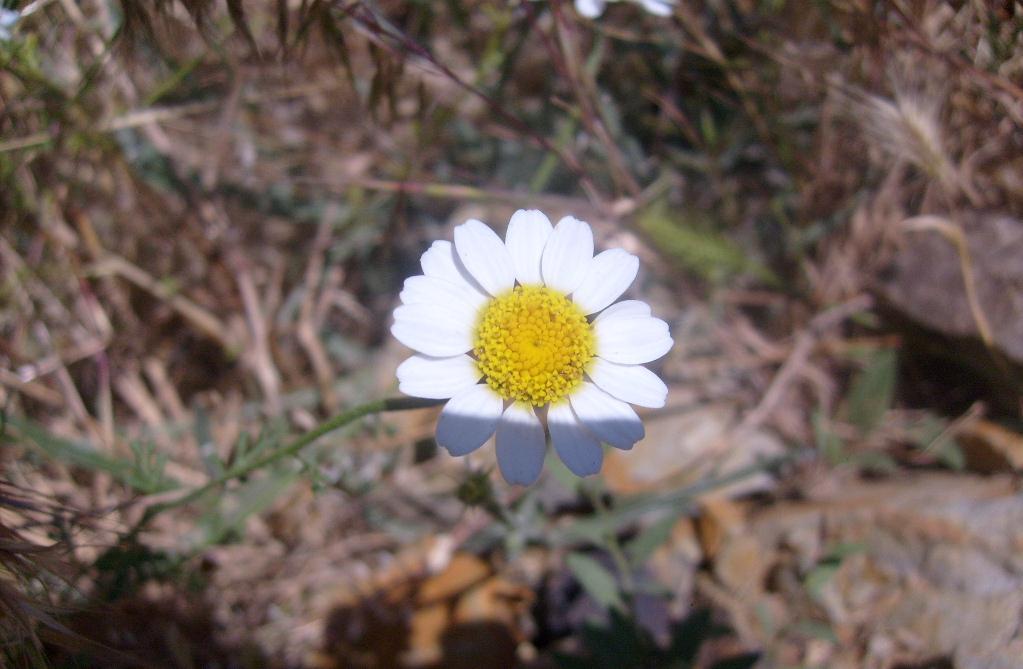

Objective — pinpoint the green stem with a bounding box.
[586,481,636,607]
[134,396,442,532]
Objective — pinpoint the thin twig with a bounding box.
[739,295,874,432]
[552,5,640,197]
[0,369,63,407]
[294,176,599,215]
[297,205,341,413]
[0,81,351,153]
[887,3,1023,106]
[347,2,602,202]
[228,251,283,414]
[87,253,238,352]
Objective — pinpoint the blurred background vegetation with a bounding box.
[1,1,1022,667]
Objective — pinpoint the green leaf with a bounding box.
[9,416,179,493]
[125,440,172,493]
[560,454,794,547]
[804,562,839,603]
[192,404,224,478]
[802,542,864,605]
[226,420,287,476]
[824,542,866,561]
[142,54,203,106]
[636,199,776,286]
[905,413,964,470]
[194,469,298,548]
[787,619,839,642]
[565,552,624,611]
[849,450,898,474]
[625,512,680,565]
[845,348,897,435]
[699,108,718,147]
[935,440,965,470]
[813,410,845,464]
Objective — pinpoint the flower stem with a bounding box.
[585,480,636,607]
[133,396,442,532]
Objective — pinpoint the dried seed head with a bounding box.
[831,77,960,194]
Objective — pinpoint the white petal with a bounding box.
[453,219,516,296]
[548,403,603,477]
[575,0,606,17]
[594,310,673,364]
[505,209,553,286]
[588,358,668,408]
[569,382,643,450]
[572,249,639,315]
[396,354,481,400]
[435,384,502,456]
[495,403,547,486]
[391,303,473,357]
[541,216,594,294]
[639,0,673,16]
[594,299,650,322]
[420,240,488,298]
[398,275,487,323]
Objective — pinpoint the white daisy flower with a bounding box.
[391,210,673,486]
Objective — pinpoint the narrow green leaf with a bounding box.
[625,512,679,565]
[194,469,298,548]
[636,199,776,285]
[845,348,897,435]
[142,55,203,106]
[804,563,840,603]
[787,619,839,642]
[9,417,179,493]
[566,552,624,611]
[193,404,224,478]
[849,450,898,473]
[126,440,172,493]
[905,413,964,470]
[812,410,845,464]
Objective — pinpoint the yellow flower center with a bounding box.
[474,285,595,407]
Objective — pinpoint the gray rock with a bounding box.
[881,212,1023,365]
[719,474,1023,668]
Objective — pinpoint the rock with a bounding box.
[712,473,1023,669]
[881,212,1023,365]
